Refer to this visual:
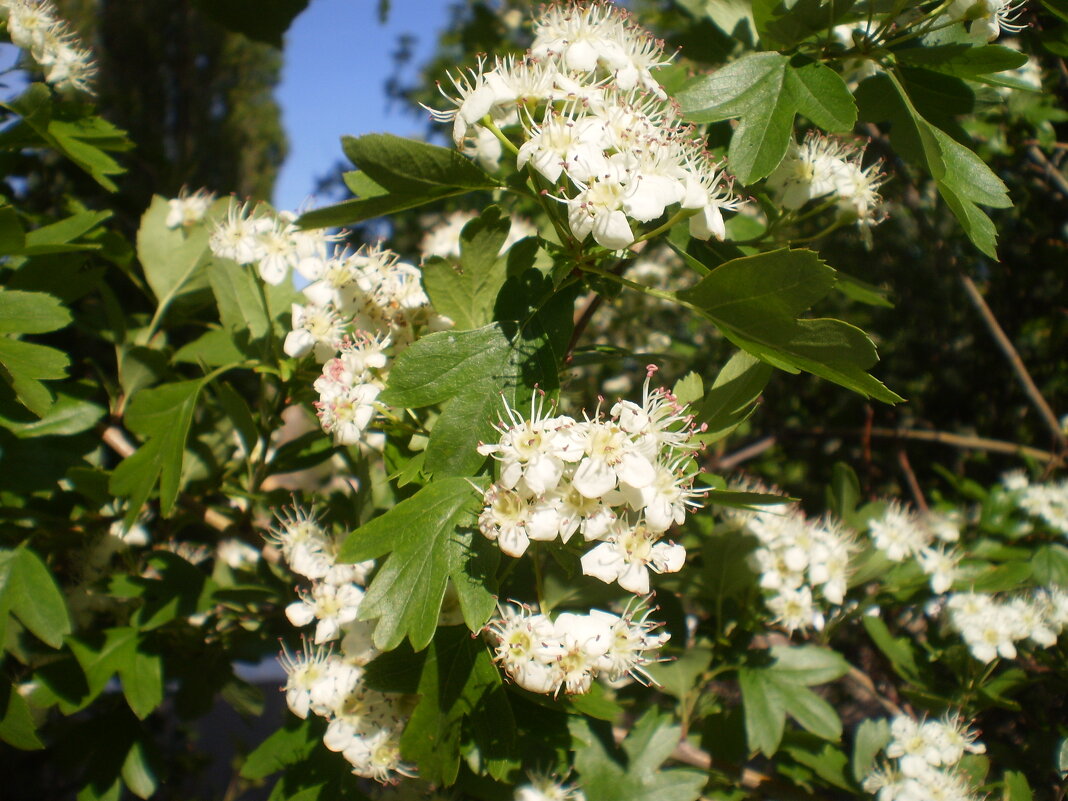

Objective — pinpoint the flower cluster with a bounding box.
[765,132,885,241]
[477,367,703,595]
[863,714,986,801]
[944,588,1068,663]
[429,1,740,249]
[1002,471,1068,535]
[869,503,963,595]
[204,198,450,447]
[0,0,96,95]
[486,600,668,696]
[270,505,414,783]
[726,483,855,633]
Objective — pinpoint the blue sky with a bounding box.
[273,0,454,212]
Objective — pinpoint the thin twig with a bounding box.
[1027,145,1068,198]
[712,427,1059,471]
[713,435,776,471]
[959,273,1066,450]
[897,448,928,513]
[566,291,603,364]
[846,665,903,716]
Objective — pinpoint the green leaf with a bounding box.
[109,378,210,522]
[0,290,72,334]
[769,645,850,685]
[862,615,920,681]
[69,627,140,705]
[381,319,562,479]
[855,72,1008,257]
[120,739,157,799]
[192,0,309,47]
[969,560,1032,592]
[241,718,322,780]
[338,477,486,650]
[0,386,105,439]
[782,738,852,790]
[835,271,894,308]
[400,627,516,785]
[774,681,841,741]
[0,679,44,750]
[119,643,163,720]
[136,195,213,309]
[677,52,856,183]
[754,0,856,49]
[785,58,858,132]
[22,209,111,254]
[0,545,72,648]
[739,666,787,755]
[571,710,707,801]
[644,646,712,700]
[0,205,25,255]
[207,256,271,340]
[678,249,901,402]
[0,337,70,416]
[693,350,773,441]
[826,461,861,521]
[1057,736,1068,778]
[1004,770,1033,801]
[1031,544,1068,587]
[421,207,510,330]
[671,372,704,406]
[299,134,500,228]
[896,44,1028,78]
[852,717,891,783]
[1,85,131,190]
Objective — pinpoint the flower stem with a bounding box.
[628,208,697,248]
[480,114,521,158]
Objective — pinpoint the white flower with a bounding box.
[515,773,586,801]
[285,302,347,361]
[918,545,961,595]
[209,201,272,269]
[870,502,930,562]
[566,166,637,250]
[766,585,822,633]
[488,604,561,694]
[479,484,534,557]
[285,581,364,644]
[265,505,335,580]
[165,188,215,229]
[766,134,855,210]
[518,105,609,184]
[570,419,656,499]
[478,396,581,498]
[580,520,685,595]
[947,0,1027,41]
[278,642,358,719]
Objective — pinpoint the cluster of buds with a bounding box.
[486,599,668,696]
[0,0,96,95]
[269,505,414,783]
[429,1,740,250]
[863,714,986,801]
[477,367,704,595]
[944,588,1068,663]
[765,132,886,242]
[725,482,855,633]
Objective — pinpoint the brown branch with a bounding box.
[846,665,903,717]
[959,274,1066,450]
[1027,145,1068,199]
[897,448,928,513]
[711,427,1059,472]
